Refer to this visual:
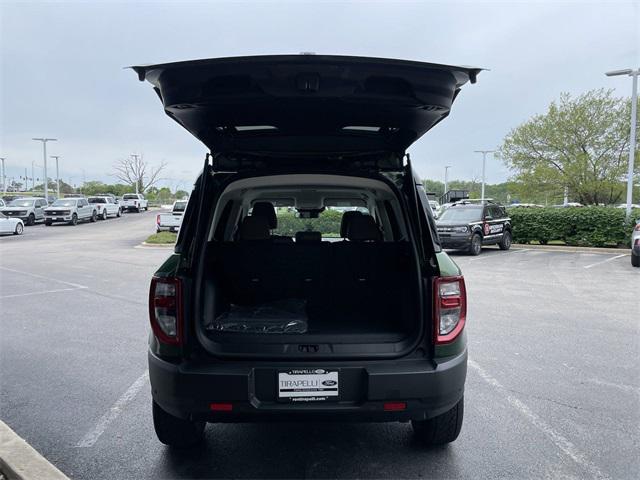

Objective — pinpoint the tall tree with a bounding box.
[500,89,639,205]
[113,154,167,193]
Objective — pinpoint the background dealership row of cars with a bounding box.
[0,193,150,234]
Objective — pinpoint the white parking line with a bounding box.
[469,360,608,480]
[0,266,88,289]
[0,287,85,299]
[76,370,149,448]
[583,254,627,269]
[586,378,639,396]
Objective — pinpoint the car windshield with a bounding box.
[52,200,76,207]
[88,198,107,204]
[123,194,139,200]
[8,199,34,207]
[173,201,187,212]
[438,206,483,222]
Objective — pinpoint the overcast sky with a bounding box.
[1,0,638,191]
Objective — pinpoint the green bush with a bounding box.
[274,209,343,237]
[507,207,640,247]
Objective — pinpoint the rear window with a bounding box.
[438,206,483,222]
[123,194,139,200]
[88,198,107,204]
[173,201,187,212]
[272,207,369,239]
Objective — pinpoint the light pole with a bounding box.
[131,154,140,194]
[474,150,497,201]
[32,138,57,203]
[606,68,639,219]
[50,155,61,198]
[0,157,5,193]
[444,165,451,198]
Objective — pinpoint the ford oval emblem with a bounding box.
[314,369,326,374]
[322,380,337,386]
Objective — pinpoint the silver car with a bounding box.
[44,198,97,226]
[632,220,640,268]
[0,197,47,225]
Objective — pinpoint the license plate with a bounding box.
[278,369,339,402]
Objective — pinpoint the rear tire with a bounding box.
[101,210,108,220]
[152,401,205,448]
[90,210,97,222]
[632,254,640,267]
[469,234,482,256]
[412,397,464,446]
[14,223,24,235]
[499,231,512,250]
[116,208,121,218]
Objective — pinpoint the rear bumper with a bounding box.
[148,349,467,423]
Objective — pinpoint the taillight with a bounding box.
[156,214,161,225]
[434,276,467,344]
[149,277,182,345]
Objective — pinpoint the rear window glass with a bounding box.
[123,194,139,200]
[173,201,187,212]
[272,207,369,239]
[438,206,483,222]
[88,198,107,204]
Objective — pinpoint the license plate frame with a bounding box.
[277,368,339,403]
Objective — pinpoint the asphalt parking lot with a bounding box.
[1,213,638,479]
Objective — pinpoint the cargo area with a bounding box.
[197,174,423,353]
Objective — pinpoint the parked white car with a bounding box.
[0,197,47,225]
[44,198,97,226]
[88,196,121,220]
[0,214,24,235]
[120,193,148,212]
[631,220,640,268]
[156,200,187,232]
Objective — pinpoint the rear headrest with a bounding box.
[340,210,363,238]
[346,215,382,242]
[239,216,270,241]
[295,231,322,243]
[251,202,277,229]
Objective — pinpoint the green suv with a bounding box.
[135,55,479,448]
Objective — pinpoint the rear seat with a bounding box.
[213,214,409,310]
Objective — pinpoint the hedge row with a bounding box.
[507,207,640,247]
[274,209,343,237]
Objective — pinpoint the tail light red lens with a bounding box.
[383,401,407,411]
[149,277,182,345]
[156,214,161,225]
[434,276,467,344]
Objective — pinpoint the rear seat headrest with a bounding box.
[347,215,382,242]
[340,210,363,238]
[251,202,277,229]
[295,231,322,243]
[239,216,271,241]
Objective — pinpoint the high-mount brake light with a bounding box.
[149,277,182,345]
[434,276,467,344]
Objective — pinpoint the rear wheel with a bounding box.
[27,213,35,226]
[632,254,640,267]
[152,401,205,448]
[412,397,464,446]
[499,231,512,250]
[90,210,97,222]
[101,210,108,220]
[469,234,482,256]
[14,223,24,235]
[116,208,121,217]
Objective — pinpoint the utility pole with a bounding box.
[32,138,57,203]
[131,154,140,194]
[0,157,5,193]
[474,150,497,201]
[444,165,451,198]
[606,68,639,219]
[51,155,61,198]
[31,161,35,191]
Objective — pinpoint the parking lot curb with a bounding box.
[139,242,175,248]
[0,420,69,480]
[513,244,630,255]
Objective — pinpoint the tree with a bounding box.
[113,154,166,193]
[175,189,189,199]
[500,89,639,205]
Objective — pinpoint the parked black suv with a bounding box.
[436,201,512,255]
[135,55,481,448]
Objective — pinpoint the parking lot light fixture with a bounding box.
[51,155,61,198]
[474,150,497,201]
[605,68,639,219]
[32,138,57,203]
